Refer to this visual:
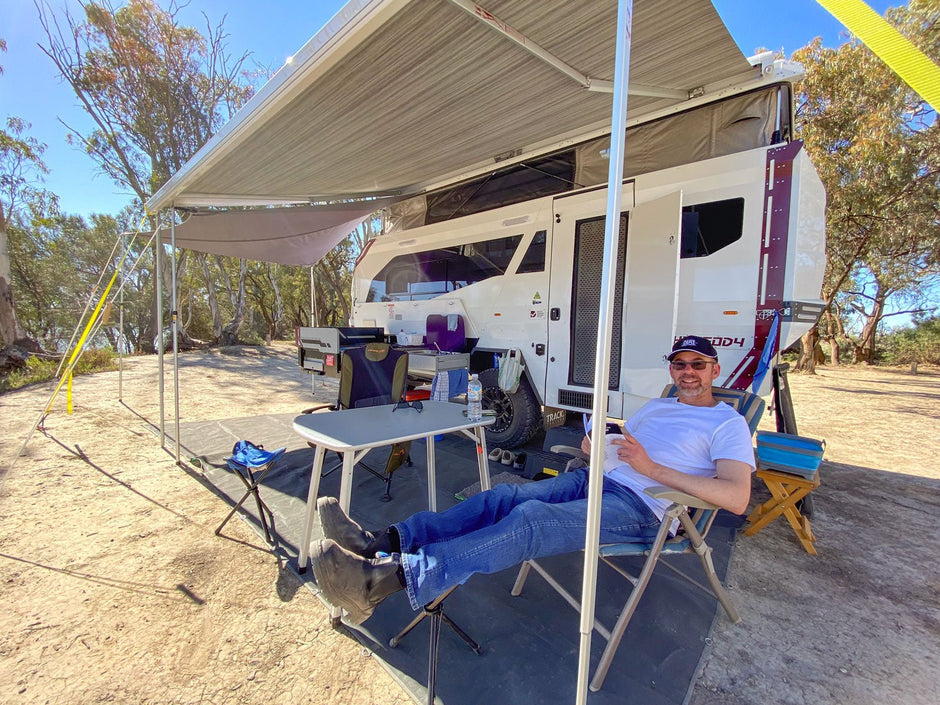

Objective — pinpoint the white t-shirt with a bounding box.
[604,397,756,521]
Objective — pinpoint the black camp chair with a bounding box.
[303,342,412,500]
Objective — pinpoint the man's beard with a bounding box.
[675,378,708,400]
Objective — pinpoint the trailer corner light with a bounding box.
[723,310,739,315]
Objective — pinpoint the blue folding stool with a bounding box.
[215,441,285,547]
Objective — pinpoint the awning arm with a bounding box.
[446,0,690,100]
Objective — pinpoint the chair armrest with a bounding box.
[549,444,587,460]
[301,403,337,414]
[643,485,718,510]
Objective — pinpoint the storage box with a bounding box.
[396,332,424,346]
[755,431,825,479]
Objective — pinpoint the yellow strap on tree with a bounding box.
[817,0,940,111]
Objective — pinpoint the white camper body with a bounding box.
[323,74,826,447]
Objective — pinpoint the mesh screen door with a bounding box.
[569,214,628,388]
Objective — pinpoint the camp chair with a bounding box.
[511,385,764,692]
[215,441,286,547]
[303,342,412,501]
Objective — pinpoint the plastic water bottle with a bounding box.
[467,374,483,422]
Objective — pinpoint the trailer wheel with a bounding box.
[478,368,541,449]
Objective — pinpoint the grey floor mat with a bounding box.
[174,413,739,705]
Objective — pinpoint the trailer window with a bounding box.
[516,230,547,273]
[680,198,745,258]
[367,234,523,302]
[424,152,576,224]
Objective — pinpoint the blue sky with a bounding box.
[2,0,895,218]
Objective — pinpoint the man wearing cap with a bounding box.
[311,335,756,624]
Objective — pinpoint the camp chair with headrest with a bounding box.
[511,385,764,692]
[303,342,412,501]
[215,440,286,547]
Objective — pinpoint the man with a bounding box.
[311,335,755,624]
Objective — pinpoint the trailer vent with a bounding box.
[558,389,593,410]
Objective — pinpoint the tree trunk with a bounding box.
[826,337,840,366]
[197,253,223,340]
[0,204,26,347]
[854,290,886,365]
[219,259,247,346]
[316,261,350,324]
[794,328,820,374]
[265,263,283,342]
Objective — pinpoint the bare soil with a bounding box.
[1,343,937,704]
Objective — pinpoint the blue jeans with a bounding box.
[393,469,660,609]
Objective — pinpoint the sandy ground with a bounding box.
[0,342,937,704]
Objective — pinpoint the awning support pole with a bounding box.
[119,232,126,401]
[155,218,165,448]
[171,212,181,464]
[577,1,634,703]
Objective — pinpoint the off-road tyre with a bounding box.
[478,367,542,449]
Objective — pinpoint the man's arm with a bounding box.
[608,432,752,513]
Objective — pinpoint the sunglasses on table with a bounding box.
[393,400,424,413]
[668,360,716,371]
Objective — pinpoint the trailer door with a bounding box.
[546,188,681,419]
[618,191,683,418]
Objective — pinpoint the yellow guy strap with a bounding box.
[44,261,122,415]
[43,213,149,416]
[817,0,940,111]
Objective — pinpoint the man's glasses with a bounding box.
[393,400,423,413]
[669,360,715,371]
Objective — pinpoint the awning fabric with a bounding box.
[148,0,756,265]
[171,200,397,266]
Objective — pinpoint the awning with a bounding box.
[147,0,757,265]
[171,199,397,265]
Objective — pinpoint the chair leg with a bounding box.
[511,561,532,596]
[389,586,482,653]
[590,520,672,692]
[215,487,254,536]
[426,602,443,705]
[744,472,819,554]
[694,542,740,622]
[388,586,482,705]
[215,463,277,547]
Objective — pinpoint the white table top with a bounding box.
[292,400,493,451]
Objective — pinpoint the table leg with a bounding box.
[426,435,437,512]
[298,445,327,572]
[338,450,356,512]
[475,426,491,491]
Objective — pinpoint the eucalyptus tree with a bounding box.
[792,1,940,369]
[1,111,50,350]
[36,0,255,348]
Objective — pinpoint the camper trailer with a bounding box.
[297,57,826,447]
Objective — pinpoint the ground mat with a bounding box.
[175,412,740,705]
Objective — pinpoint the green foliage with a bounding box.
[0,347,117,393]
[878,317,940,366]
[793,2,940,364]
[38,0,255,201]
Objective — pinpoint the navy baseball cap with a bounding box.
[666,335,718,361]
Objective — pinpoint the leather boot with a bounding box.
[311,539,404,625]
[317,497,375,556]
[364,527,399,557]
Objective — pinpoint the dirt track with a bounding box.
[0,343,937,704]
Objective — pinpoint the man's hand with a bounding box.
[610,431,655,476]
